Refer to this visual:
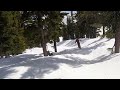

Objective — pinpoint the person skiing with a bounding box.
[75,38,81,49]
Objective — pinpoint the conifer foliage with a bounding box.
[0,11,26,57]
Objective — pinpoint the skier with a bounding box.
[75,38,81,49]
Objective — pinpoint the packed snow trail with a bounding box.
[0,37,120,79]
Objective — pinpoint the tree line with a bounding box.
[0,11,120,58]
[63,11,120,53]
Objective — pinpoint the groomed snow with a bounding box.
[0,37,120,79]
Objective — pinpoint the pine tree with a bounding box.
[47,11,63,52]
[62,23,69,40]
[21,11,48,56]
[67,15,75,39]
[0,11,26,57]
[21,11,42,48]
[76,11,100,38]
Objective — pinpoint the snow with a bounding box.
[4,66,30,79]
[1,37,120,79]
[23,47,43,55]
[99,26,108,36]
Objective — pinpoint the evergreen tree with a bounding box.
[21,11,48,56]
[0,11,26,57]
[37,11,48,56]
[76,11,99,38]
[21,11,42,48]
[47,11,63,52]
[67,15,75,39]
[62,23,69,40]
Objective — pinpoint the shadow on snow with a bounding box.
[55,42,105,55]
[0,38,116,79]
[0,52,118,79]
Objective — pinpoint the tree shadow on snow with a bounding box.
[87,38,103,46]
[0,52,119,79]
[0,55,82,79]
[87,38,111,47]
[56,39,89,47]
[65,54,119,66]
[0,54,42,67]
[55,42,105,55]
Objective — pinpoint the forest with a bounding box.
[0,11,120,57]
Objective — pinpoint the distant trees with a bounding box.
[62,11,77,40]
[62,11,120,53]
[62,11,99,40]
[0,11,120,58]
[76,11,120,53]
[96,11,120,53]
[76,11,99,38]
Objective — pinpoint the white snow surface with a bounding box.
[0,37,120,79]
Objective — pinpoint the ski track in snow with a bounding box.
[0,37,120,79]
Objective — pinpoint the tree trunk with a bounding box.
[71,11,75,39]
[115,32,119,53]
[41,28,48,56]
[115,26,120,53]
[54,39,57,52]
[42,42,48,56]
[37,12,48,56]
[103,25,105,36]
[114,11,120,53]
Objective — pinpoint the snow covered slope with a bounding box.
[0,37,120,79]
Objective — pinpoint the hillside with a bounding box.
[0,37,120,79]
